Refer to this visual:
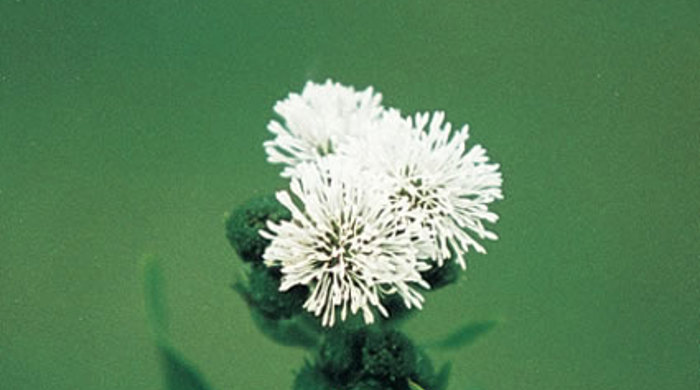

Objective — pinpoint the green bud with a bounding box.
[293,362,335,390]
[248,263,307,320]
[225,194,290,262]
[361,329,416,383]
[348,378,388,390]
[318,327,367,383]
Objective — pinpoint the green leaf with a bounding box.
[233,281,319,349]
[144,254,169,340]
[231,281,251,304]
[408,378,428,390]
[159,344,212,390]
[427,321,497,350]
[249,309,319,349]
[433,362,452,390]
[143,256,214,390]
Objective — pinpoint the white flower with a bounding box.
[342,111,503,269]
[260,157,430,327]
[264,79,384,177]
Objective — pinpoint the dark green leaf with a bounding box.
[408,378,427,390]
[143,257,214,390]
[233,279,319,349]
[433,362,452,390]
[427,321,497,350]
[249,309,319,349]
[231,281,251,304]
[144,254,169,339]
[159,344,212,390]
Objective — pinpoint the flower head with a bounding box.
[343,111,503,269]
[264,79,384,177]
[261,157,430,327]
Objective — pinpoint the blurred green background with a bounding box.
[1,1,699,389]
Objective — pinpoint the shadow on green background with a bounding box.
[1,1,698,389]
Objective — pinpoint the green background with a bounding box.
[2,1,699,389]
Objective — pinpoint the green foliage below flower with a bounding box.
[225,194,290,262]
[318,327,366,383]
[159,345,212,390]
[348,378,387,390]
[247,263,308,320]
[301,326,442,390]
[361,329,416,383]
[409,348,440,390]
[144,258,213,390]
[293,362,336,390]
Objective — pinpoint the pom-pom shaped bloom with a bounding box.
[264,79,384,177]
[344,110,503,269]
[261,157,430,327]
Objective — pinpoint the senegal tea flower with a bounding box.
[260,158,430,327]
[344,111,503,269]
[264,79,383,178]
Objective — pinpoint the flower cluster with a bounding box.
[261,80,503,327]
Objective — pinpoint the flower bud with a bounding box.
[361,329,416,383]
[248,263,307,320]
[225,194,290,263]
